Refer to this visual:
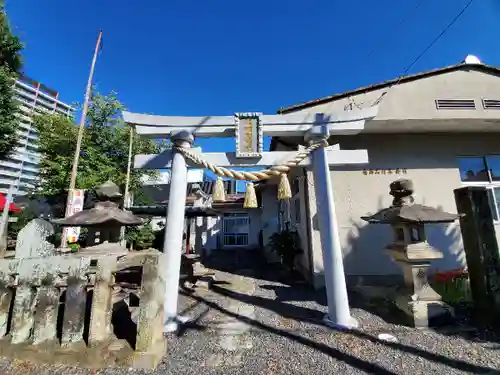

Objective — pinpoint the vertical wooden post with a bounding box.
[454,186,500,324]
[61,29,103,248]
[121,125,135,247]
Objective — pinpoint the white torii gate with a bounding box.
[124,106,378,333]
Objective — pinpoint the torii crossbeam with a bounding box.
[124,107,378,332]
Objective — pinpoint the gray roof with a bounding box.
[276,62,500,114]
[53,201,144,227]
[361,205,459,224]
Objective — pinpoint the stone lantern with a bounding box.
[53,181,144,249]
[361,179,460,328]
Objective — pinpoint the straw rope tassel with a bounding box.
[277,174,292,200]
[243,182,258,208]
[212,177,226,202]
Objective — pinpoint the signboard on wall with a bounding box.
[234,112,263,158]
[64,189,84,243]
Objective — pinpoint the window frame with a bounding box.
[486,187,500,222]
[458,155,500,222]
[221,214,250,247]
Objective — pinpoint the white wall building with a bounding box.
[0,76,74,197]
[268,56,500,288]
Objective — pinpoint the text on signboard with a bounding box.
[362,169,408,175]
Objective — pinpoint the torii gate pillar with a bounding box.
[162,130,193,332]
[307,124,357,329]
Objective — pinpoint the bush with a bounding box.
[125,221,155,250]
[432,268,472,304]
[269,229,302,273]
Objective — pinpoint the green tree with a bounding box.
[125,221,155,250]
[0,2,23,159]
[33,90,168,198]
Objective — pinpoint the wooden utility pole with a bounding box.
[61,29,103,248]
[123,125,134,209]
[120,125,134,246]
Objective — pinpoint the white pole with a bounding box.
[309,127,357,330]
[163,130,193,333]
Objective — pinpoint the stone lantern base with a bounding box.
[394,292,454,329]
[388,244,455,329]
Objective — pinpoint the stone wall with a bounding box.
[0,218,167,369]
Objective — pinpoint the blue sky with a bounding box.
[5,0,500,188]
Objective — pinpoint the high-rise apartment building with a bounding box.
[0,76,74,196]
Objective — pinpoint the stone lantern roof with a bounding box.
[53,181,144,227]
[361,179,460,224]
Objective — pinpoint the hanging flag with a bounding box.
[63,189,85,244]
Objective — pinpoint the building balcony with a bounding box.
[0,160,38,174]
[0,169,38,181]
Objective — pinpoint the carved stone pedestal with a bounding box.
[388,243,454,329]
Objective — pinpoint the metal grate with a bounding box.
[222,215,249,247]
[223,234,249,246]
[435,99,475,110]
[482,99,500,110]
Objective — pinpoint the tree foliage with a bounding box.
[8,206,36,238]
[125,221,155,250]
[0,2,22,72]
[33,90,168,197]
[0,2,23,159]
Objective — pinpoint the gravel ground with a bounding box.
[0,265,499,375]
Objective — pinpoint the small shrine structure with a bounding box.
[362,179,459,328]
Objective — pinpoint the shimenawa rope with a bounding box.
[174,139,329,181]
